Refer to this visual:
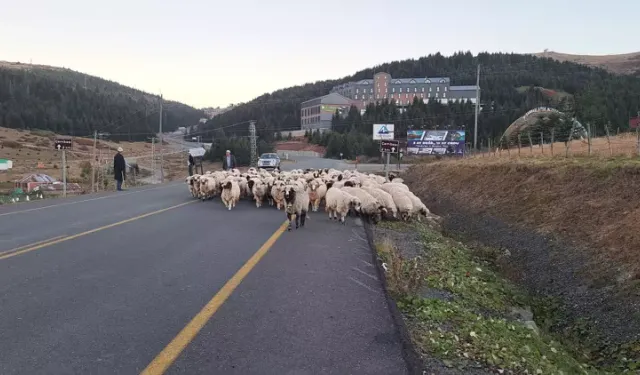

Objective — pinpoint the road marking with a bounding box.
[0,183,181,217]
[140,220,289,375]
[0,235,67,257]
[351,267,378,281]
[0,201,195,261]
[348,276,382,295]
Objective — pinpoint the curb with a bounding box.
[362,220,425,375]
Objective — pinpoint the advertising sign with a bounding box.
[320,104,349,114]
[406,129,465,155]
[373,124,395,140]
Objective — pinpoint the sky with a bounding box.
[1,0,638,109]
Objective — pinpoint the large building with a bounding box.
[330,72,479,109]
[300,92,353,131]
[300,72,480,130]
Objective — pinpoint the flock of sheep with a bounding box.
[185,167,442,231]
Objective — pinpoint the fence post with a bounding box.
[604,123,613,156]
[540,132,544,155]
[565,121,576,158]
[587,122,591,156]
[528,132,533,155]
[550,128,555,156]
[636,126,639,156]
[517,134,522,156]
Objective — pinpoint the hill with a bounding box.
[198,52,640,148]
[532,50,640,76]
[0,61,205,141]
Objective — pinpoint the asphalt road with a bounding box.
[0,180,408,374]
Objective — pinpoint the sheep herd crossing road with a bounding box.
[0,162,440,374]
[185,167,443,232]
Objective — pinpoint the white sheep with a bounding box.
[220,178,241,210]
[362,186,397,219]
[271,181,286,210]
[248,178,268,208]
[325,187,361,224]
[341,186,387,223]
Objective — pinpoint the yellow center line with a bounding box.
[0,235,68,258]
[0,201,196,261]
[140,220,289,375]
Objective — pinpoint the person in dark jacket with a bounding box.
[113,147,126,191]
[188,153,195,176]
[222,150,236,171]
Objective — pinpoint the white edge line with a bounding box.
[348,276,381,295]
[0,183,181,217]
[351,267,378,281]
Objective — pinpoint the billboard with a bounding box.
[406,129,465,155]
[373,124,395,140]
[320,104,349,114]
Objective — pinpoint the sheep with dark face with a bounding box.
[283,184,310,231]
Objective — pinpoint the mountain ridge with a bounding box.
[531,50,640,75]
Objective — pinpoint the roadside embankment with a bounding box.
[382,157,640,372]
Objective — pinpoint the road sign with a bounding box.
[380,140,400,153]
[373,124,395,140]
[54,138,73,150]
[188,147,206,157]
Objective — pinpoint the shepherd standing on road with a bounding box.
[113,147,126,191]
[222,149,236,171]
[188,153,195,176]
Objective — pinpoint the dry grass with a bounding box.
[0,127,208,190]
[404,156,640,289]
[376,236,427,297]
[476,132,639,159]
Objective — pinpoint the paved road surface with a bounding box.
[0,181,408,374]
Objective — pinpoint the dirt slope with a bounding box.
[403,157,640,360]
[533,50,640,75]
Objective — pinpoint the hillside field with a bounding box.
[402,156,640,366]
[0,127,219,192]
[532,51,640,75]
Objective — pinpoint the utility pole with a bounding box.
[159,95,164,182]
[151,137,156,182]
[474,64,480,150]
[91,130,97,193]
[249,120,257,167]
[62,149,67,198]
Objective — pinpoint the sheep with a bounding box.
[340,186,387,223]
[361,186,397,219]
[248,178,268,208]
[307,178,328,212]
[283,184,310,231]
[385,186,414,221]
[271,180,286,210]
[325,187,361,224]
[220,178,241,210]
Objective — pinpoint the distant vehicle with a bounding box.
[258,153,280,170]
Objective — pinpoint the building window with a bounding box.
[405,93,408,99]
[421,87,425,92]
[356,88,359,93]
[392,87,395,93]
[370,88,373,93]
[414,87,417,93]
[399,88,403,93]
[420,93,424,98]
[436,93,439,98]
[443,93,446,98]
[409,79,416,84]
[354,94,358,99]
[437,86,440,92]
[429,87,432,92]
[425,79,431,83]
[444,87,448,92]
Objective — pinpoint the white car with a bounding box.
[258,153,281,170]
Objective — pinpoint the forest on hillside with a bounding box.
[197,52,640,147]
[0,64,205,141]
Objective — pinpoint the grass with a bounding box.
[374,221,636,374]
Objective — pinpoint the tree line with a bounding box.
[0,64,205,141]
[199,52,640,149]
